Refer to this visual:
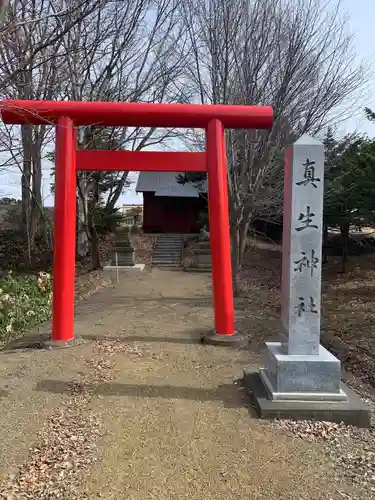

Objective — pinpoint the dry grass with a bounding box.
[239,244,375,388]
[132,232,157,266]
[182,236,199,268]
[322,254,375,387]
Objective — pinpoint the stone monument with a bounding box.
[244,135,370,427]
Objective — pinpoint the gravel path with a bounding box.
[0,268,371,499]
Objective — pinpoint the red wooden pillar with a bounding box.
[207,119,235,335]
[51,117,77,342]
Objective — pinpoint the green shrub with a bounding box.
[0,271,52,345]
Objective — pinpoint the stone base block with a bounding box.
[260,369,347,402]
[111,259,135,266]
[43,337,84,349]
[243,369,371,428]
[202,332,248,347]
[103,264,145,272]
[264,341,342,395]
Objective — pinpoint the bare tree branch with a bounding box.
[179,0,367,292]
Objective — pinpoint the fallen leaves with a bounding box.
[273,419,345,443]
[272,411,375,498]
[93,338,144,357]
[0,406,101,499]
[93,337,163,360]
[0,336,120,498]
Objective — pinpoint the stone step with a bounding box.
[112,253,134,261]
[154,262,181,266]
[155,243,184,248]
[152,235,185,268]
[195,260,211,266]
[195,248,211,254]
[154,254,182,259]
[114,239,132,244]
[155,249,183,254]
[153,258,181,262]
[153,251,181,257]
[156,250,184,254]
[157,235,185,238]
[157,237,184,240]
[195,259,211,267]
[157,234,185,238]
[153,257,181,261]
[153,252,181,256]
[184,266,211,273]
[152,263,181,268]
[112,256,134,262]
[154,244,183,249]
[115,244,133,250]
[112,260,135,266]
[112,247,134,253]
[115,239,132,244]
[156,241,184,245]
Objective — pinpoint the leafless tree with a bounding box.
[0,0,103,264]
[180,0,366,294]
[0,0,186,268]
[56,0,186,264]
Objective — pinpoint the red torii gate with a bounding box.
[1,100,273,345]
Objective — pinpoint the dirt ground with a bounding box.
[0,268,368,499]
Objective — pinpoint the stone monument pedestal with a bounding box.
[261,341,346,401]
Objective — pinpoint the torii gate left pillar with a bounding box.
[52,116,77,342]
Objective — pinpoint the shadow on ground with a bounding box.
[81,333,203,345]
[1,332,50,352]
[86,295,213,307]
[35,379,253,411]
[0,389,9,398]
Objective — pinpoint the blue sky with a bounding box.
[1,0,375,206]
[340,0,375,136]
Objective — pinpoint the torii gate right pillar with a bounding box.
[204,119,247,347]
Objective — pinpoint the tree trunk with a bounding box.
[231,224,240,296]
[230,221,249,296]
[340,221,350,273]
[88,178,101,270]
[29,139,43,244]
[89,223,101,269]
[77,174,89,258]
[21,125,32,235]
[322,224,328,264]
[106,171,129,211]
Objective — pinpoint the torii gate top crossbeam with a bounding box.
[1,100,273,129]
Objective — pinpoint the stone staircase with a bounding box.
[152,234,185,267]
[111,232,135,266]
